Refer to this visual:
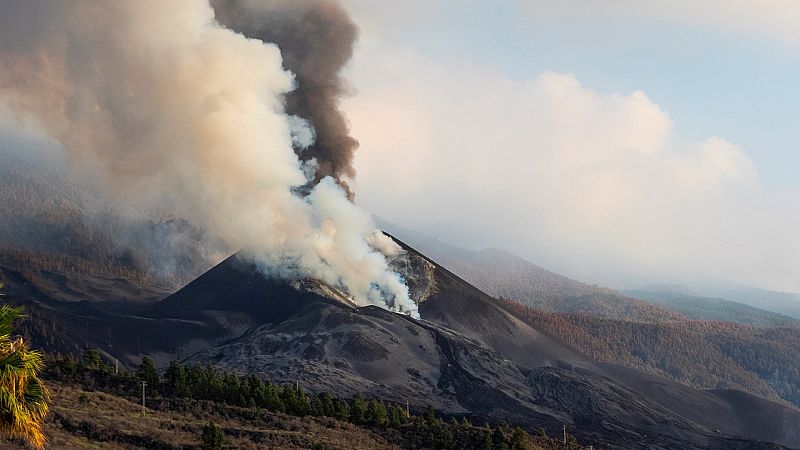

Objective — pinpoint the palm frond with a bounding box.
[0,305,49,449]
[0,306,24,339]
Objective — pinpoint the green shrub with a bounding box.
[200,421,224,450]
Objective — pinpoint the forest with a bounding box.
[31,351,581,450]
[501,298,800,407]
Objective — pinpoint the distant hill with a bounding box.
[691,283,800,320]
[375,221,800,410]
[502,298,800,408]
[376,218,683,323]
[0,146,213,289]
[627,289,800,327]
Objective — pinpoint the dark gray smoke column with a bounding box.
[212,0,359,195]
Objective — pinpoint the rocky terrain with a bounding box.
[3,238,799,449]
[141,243,800,448]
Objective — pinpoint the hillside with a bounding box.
[0,383,397,450]
[376,224,800,410]
[0,357,578,450]
[0,370,580,450]
[501,299,800,407]
[151,244,800,449]
[0,262,215,366]
[3,218,800,448]
[0,147,212,289]
[626,289,800,327]
[377,219,683,322]
[691,283,800,320]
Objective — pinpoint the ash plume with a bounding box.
[212,0,359,195]
[0,0,418,317]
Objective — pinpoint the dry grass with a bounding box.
[0,383,399,449]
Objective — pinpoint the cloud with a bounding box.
[519,0,800,46]
[344,42,800,292]
[342,1,800,51]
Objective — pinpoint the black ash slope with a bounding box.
[3,238,799,448]
[164,239,800,449]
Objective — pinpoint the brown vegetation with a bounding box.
[501,298,800,407]
[1,383,399,450]
[0,352,580,450]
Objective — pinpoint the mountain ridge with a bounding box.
[2,229,800,447]
[164,240,800,449]
[376,218,684,322]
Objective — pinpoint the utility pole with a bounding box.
[141,381,147,414]
[114,358,118,375]
[405,400,410,418]
[562,425,566,444]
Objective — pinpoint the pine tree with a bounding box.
[318,392,336,417]
[310,396,324,417]
[413,415,425,431]
[493,425,508,450]
[265,384,284,412]
[333,398,349,421]
[484,431,494,450]
[424,405,437,425]
[82,348,101,369]
[200,421,224,450]
[388,405,405,427]
[281,385,300,414]
[510,426,529,450]
[295,385,311,415]
[163,360,187,397]
[434,426,455,450]
[245,374,264,406]
[350,395,368,424]
[61,354,78,379]
[136,356,159,388]
[366,399,388,427]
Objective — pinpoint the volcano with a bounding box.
[132,237,799,449]
[3,236,799,449]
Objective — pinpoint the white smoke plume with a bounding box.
[0,0,419,318]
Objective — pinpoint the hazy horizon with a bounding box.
[342,0,800,294]
[1,1,798,296]
[376,214,800,298]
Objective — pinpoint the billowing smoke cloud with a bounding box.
[346,38,800,293]
[0,0,418,317]
[212,0,359,195]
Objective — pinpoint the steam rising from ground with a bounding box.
[0,0,418,317]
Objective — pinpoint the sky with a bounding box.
[339,0,800,292]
